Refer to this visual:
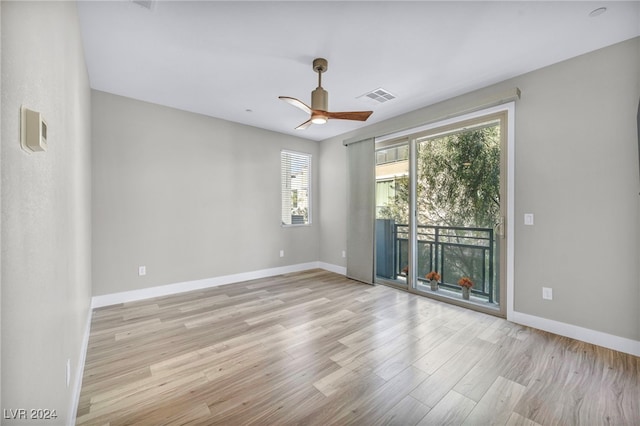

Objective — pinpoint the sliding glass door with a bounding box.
[374,142,409,288]
[374,109,509,316]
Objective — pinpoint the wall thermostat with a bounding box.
[21,106,48,153]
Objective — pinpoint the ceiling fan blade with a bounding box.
[279,96,312,115]
[295,119,313,130]
[326,110,373,122]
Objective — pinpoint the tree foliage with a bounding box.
[378,125,501,228]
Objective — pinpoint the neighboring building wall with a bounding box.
[375,159,409,216]
[1,1,92,423]
[91,91,319,296]
[291,166,310,222]
[320,37,640,344]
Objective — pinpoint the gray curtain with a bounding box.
[345,137,375,284]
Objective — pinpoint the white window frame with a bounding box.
[281,149,312,227]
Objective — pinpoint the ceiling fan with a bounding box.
[279,58,373,130]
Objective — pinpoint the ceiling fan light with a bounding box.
[311,115,327,125]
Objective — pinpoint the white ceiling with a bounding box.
[77,1,640,142]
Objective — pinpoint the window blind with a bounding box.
[281,150,312,226]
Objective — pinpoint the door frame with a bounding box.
[374,102,515,318]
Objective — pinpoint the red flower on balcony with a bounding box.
[458,276,474,288]
[425,271,441,281]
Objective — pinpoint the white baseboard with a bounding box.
[509,310,640,357]
[91,261,346,308]
[317,262,347,276]
[68,306,93,426]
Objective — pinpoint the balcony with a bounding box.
[376,220,498,304]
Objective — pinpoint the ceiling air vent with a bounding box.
[131,0,155,10]
[359,88,396,104]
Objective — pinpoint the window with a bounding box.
[376,145,409,165]
[281,150,311,225]
[375,179,397,216]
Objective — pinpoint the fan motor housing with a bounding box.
[311,87,328,111]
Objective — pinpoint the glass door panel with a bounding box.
[374,142,409,287]
[414,117,504,310]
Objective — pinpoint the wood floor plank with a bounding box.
[410,337,492,408]
[416,390,476,426]
[411,321,488,376]
[506,411,543,426]
[204,355,337,424]
[243,296,331,326]
[452,334,522,402]
[76,270,640,425]
[183,297,286,328]
[313,365,365,397]
[374,326,457,381]
[372,395,431,426]
[76,372,208,424]
[297,366,429,425]
[461,375,526,425]
[331,328,420,369]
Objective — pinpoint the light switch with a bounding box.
[524,213,534,226]
[21,106,48,153]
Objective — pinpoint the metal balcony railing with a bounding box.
[375,220,495,303]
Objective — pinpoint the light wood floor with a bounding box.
[76,269,639,425]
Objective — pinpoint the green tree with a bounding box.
[378,125,500,228]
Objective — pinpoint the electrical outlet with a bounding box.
[279,250,284,258]
[524,213,534,225]
[542,287,553,300]
[341,250,346,258]
[138,266,146,276]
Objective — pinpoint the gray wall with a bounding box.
[319,37,640,342]
[1,1,92,423]
[91,91,319,296]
